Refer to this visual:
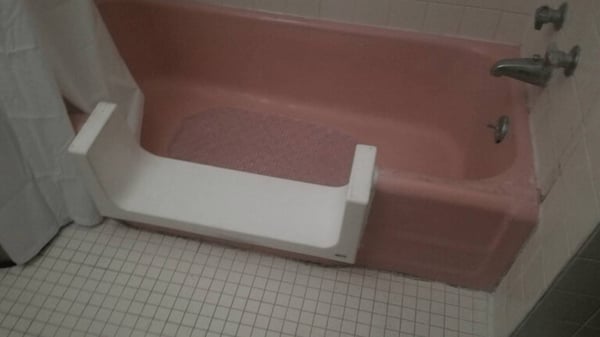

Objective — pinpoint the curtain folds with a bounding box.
[0,0,143,263]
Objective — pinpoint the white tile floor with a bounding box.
[0,220,491,337]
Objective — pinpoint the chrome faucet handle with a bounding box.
[487,116,510,144]
[534,3,567,30]
[544,44,581,77]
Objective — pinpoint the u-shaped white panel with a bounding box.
[68,102,377,263]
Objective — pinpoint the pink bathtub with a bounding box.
[96,0,538,290]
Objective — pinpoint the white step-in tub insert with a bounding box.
[68,102,377,263]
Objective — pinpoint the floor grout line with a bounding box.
[0,220,492,337]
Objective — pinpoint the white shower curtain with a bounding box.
[0,0,143,263]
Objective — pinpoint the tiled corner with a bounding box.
[524,290,600,325]
[511,223,600,337]
[554,259,600,298]
[529,88,560,196]
[494,2,600,336]
[0,220,492,337]
[546,77,583,163]
[561,138,600,255]
[494,134,600,337]
[580,225,600,261]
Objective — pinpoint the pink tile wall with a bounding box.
[193,0,538,44]
[493,1,600,336]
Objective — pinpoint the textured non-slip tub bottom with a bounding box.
[167,108,358,186]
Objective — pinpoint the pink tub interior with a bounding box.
[95,0,539,290]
